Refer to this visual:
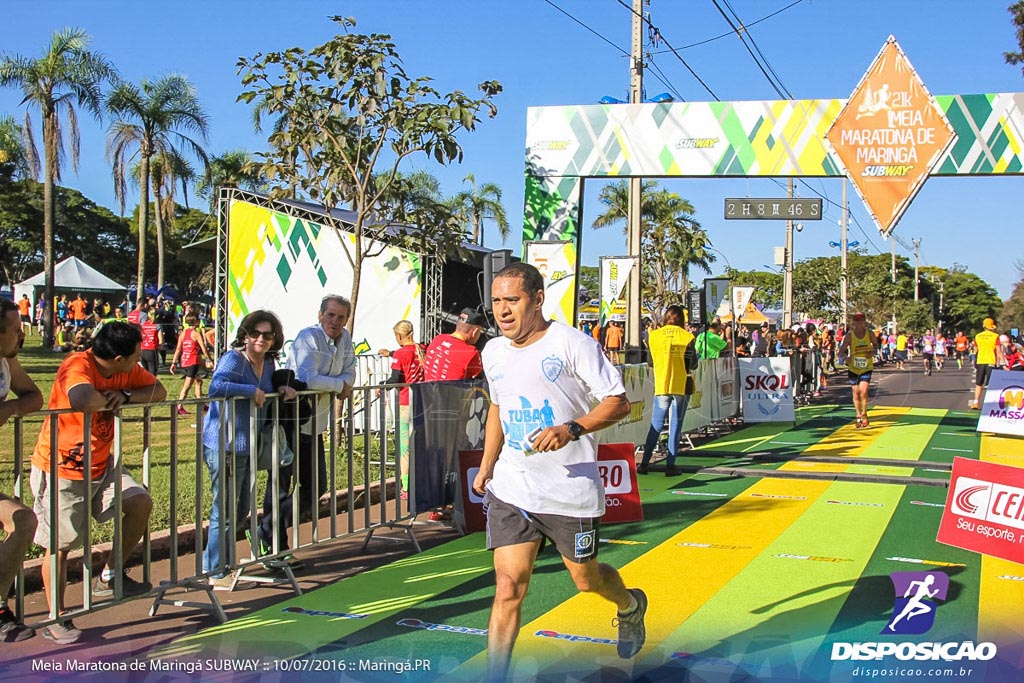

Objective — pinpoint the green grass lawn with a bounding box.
[1,340,394,557]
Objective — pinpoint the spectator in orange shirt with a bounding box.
[604,321,624,363]
[69,294,88,329]
[29,322,167,643]
[17,294,33,337]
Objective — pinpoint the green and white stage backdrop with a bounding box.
[523,93,1024,244]
[227,198,422,363]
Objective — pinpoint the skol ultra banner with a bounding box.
[226,198,422,363]
[740,357,795,423]
[976,370,1024,437]
[525,240,577,325]
[599,256,637,327]
[704,278,730,324]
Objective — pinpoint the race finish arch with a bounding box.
[523,36,1024,329]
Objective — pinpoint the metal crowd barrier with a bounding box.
[3,382,416,630]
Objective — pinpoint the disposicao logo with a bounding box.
[830,571,997,663]
[884,571,947,635]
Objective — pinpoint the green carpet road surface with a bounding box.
[145,406,1023,682]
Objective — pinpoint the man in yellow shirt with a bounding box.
[970,317,1004,410]
[639,305,697,476]
[894,331,908,370]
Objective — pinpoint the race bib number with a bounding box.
[853,356,868,369]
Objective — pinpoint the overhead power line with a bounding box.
[541,0,687,102]
[614,0,721,100]
[651,0,806,53]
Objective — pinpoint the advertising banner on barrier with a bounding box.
[976,370,1024,437]
[458,443,642,533]
[596,363,652,446]
[409,380,488,517]
[599,256,637,327]
[740,357,796,422]
[704,278,730,324]
[525,240,577,325]
[937,457,1024,564]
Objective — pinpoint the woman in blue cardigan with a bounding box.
[201,310,295,586]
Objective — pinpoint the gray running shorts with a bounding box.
[484,492,599,564]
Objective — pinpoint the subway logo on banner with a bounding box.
[862,165,914,177]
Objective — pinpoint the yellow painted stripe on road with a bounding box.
[451,407,909,680]
[978,433,1024,649]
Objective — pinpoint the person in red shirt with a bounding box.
[138,316,163,376]
[171,312,212,415]
[29,322,166,643]
[423,308,485,382]
[379,320,426,499]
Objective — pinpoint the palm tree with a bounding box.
[591,179,659,233]
[106,74,209,296]
[593,181,713,310]
[0,115,38,181]
[453,173,509,245]
[0,28,116,346]
[131,150,195,287]
[196,149,265,211]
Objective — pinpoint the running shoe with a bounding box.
[93,570,153,598]
[0,605,34,642]
[614,588,648,658]
[41,619,81,644]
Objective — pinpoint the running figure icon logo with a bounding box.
[884,571,949,635]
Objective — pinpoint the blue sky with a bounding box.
[3,0,1022,298]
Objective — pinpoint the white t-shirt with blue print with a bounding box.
[482,322,626,517]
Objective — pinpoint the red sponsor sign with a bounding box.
[937,457,1024,565]
[457,443,643,534]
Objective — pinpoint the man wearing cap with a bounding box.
[423,308,485,382]
[837,312,878,428]
[970,318,1003,410]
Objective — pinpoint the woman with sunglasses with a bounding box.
[200,310,296,588]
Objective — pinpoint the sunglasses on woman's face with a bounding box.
[248,329,275,341]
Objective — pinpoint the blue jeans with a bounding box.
[641,395,691,468]
[202,446,251,578]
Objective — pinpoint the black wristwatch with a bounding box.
[564,420,584,441]
[121,390,132,404]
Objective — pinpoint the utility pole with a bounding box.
[912,238,921,301]
[782,178,794,328]
[891,237,897,334]
[625,0,644,354]
[840,177,848,325]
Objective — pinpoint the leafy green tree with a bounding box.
[724,268,784,309]
[1002,260,1024,334]
[941,270,1002,334]
[1005,1,1024,75]
[106,74,209,294]
[238,16,501,325]
[0,179,134,286]
[896,300,934,333]
[453,173,509,245]
[0,28,117,345]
